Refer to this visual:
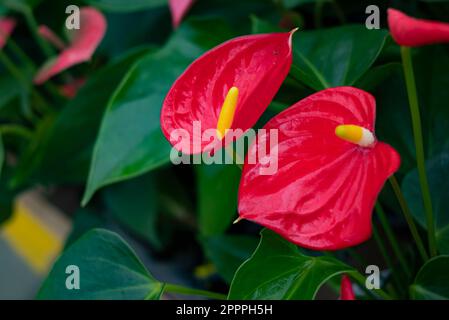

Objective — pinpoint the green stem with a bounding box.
[7,38,35,70]
[22,7,55,58]
[389,175,429,261]
[163,283,227,300]
[345,248,367,266]
[400,46,437,257]
[0,125,33,140]
[7,38,63,100]
[375,202,411,278]
[372,223,403,295]
[0,51,50,114]
[350,272,392,300]
[224,143,243,170]
[0,51,30,89]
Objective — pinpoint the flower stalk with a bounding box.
[389,175,429,261]
[400,46,437,257]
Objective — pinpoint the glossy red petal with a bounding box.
[169,0,195,28]
[34,7,106,84]
[340,275,356,300]
[388,8,449,47]
[161,31,294,154]
[238,87,400,250]
[0,18,16,49]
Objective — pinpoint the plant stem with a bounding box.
[375,202,411,278]
[224,143,243,170]
[400,46,437,257]
[0,51,30,89]
[0,125,33,140]
[389,175,429,261]
[164,283,227,300]
[372,223,403,295]
[345,248,367,266]
[7,38,35,70]
[0,51,50,114]
[350,272,392,300]
[22,7,55,59]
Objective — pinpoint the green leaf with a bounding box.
[37,229,164,300]
[375,46,449,174]
[410,255,449,300]
[228,229,354,299]
[402,150,449,254]
[201,235,258,283]
[251,15,284,34]
[373,65,415,174]
[13,47,152,185]
[290,25,388,90]
[414,46,449,157]
[355,62,401,91]
[196,163,241,236]
[82,19,235,205]
[86,0,166,12]
[103,173,162,249]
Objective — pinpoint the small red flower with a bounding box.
[0,18,16,49]
[388,8,449,47]
[59,77,86,98]
[340,275,356,300]
[34,7,106,84]
[169,0,195,28]
[161,31,295,154]
[238,87,400,250]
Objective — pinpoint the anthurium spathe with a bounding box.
[0,17,16,49]
[161,30,295,154]
[388,8,449,47]
[169,0,195,28]
[34,7,106,84]
[340,275,355,300]
[238,87,400,250]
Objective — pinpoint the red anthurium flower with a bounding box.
[0,17,16,49]
[340,275,356,300]
[169,0,195,28]
[388,8,449,47]
[161,31,295,154]
[34,7,106,84]
[238,87,400,250]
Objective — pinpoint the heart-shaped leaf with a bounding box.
[228,229,354,299]
[410,255,449,299]
[290,25,388,91]
[37,229,163,300]
[82,19,235,205]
